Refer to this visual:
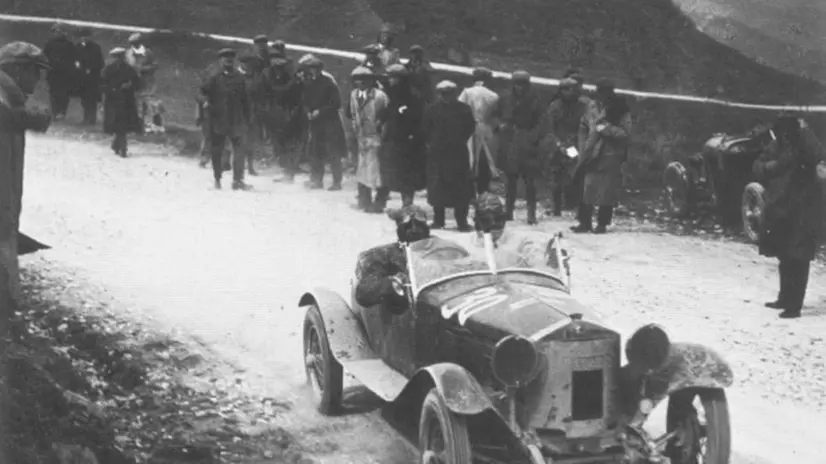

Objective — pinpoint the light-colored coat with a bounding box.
[125,45,158,96]
[459,83,501,176]
[347,87,389,188]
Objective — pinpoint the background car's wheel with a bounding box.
[665,388,731,464]
[303,304,343,415]
[663,161,690,217]
[419,388,472,464]
[741,182,765,243]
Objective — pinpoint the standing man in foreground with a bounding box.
[754,115,826,319]
[0,41,52,323]
[346,66,388,212]
[74,28,104,125]
[42,23,77,120]
[198,48,251,190]
[423,80,477,231]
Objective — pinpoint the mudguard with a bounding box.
[396,362,497,416]
[298,288,374,363]
[647,342,734,405]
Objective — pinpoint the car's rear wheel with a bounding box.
[663,161,691,217]
[665,388,731,464]
[419,388,472,464]
[303,304,343,415]
[741,182,765,243]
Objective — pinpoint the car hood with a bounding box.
[420,281,601,342]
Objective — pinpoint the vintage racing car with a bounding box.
[300,234,734,463]
[662,124,773,242]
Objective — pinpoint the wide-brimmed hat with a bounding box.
[128,32,142,44]
[351,66,374,79]
[253,34,269,44]
[435,80,458,91]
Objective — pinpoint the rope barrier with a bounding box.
[3,13,826,113]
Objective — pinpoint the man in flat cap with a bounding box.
[572,78,631,234]
[74,28,104,125]
[126,32,161,133]
[498,70,544,225]
[300,55,344,190]
[0,41,52,309]
[459,67,502,195]
[252,34,270,67]
[405,45,434,104]
[42,22,78,120]
[360,45,387,88]
[198,48,252,190]
[423,80,476,231]
[346,66,389,212]
[540,75,592,217]
[101,47,142,157]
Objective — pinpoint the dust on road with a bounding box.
[20,133,826,464]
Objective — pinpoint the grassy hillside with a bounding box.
[3,0,826,186]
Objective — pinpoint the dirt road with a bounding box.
[19,132,826,464]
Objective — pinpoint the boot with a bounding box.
[570,204,593,233]
[779,259,809,319]
[505,175,517,221]
[455,205,471,232]
[214,179,222,190]
[594,206,614,234]
[305,179,323,190]
[431,207,446,229]
[247,158,258,176]
[370,188,389,213]
[232,180,252,190]
[354,184,373,211]
[765,260,790,309]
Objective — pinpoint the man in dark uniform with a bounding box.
[301,55,343,190]
[74,28,104,125]
[101,47,141,157]
[252,35,270,65]
[42,23,78,120]
[405,45,434,104]
[268,57,299,180]
[198,48,251,190]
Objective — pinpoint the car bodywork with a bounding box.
[300,235,734,463]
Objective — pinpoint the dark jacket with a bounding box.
[199,65,250,137]
[75,39,104,100]
[101,60,141,135]
[753,124,826,261]
[405,60,434,104]
[43,36,78,87]
[423,99,477,207]
[498,88,545,175]
[355,243,406,307]
[382,78,427,192]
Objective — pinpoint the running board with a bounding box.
[341,358,409,402]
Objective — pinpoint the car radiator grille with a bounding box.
[520,333,621,438]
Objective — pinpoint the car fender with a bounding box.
[396,362,497,416]
[299,288,373,363]
[645,342,734,406]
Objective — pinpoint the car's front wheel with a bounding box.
[663,161,691,217]
[419,388,472,464]
[303,304,343,415]
[741,182,765,243]
[665,388,731,464]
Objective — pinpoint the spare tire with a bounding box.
[663,161,690,217]
[741,182,765,243]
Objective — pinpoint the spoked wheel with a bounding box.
[303,304,343,415]
[665,388,731,464]
[663,162,691,217]
[741,182,765,243]
[419,388,472,464]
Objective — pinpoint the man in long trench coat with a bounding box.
[101,48,142,157]
[74,28,104,125]
[346,66,389,212]
[300,55,345,190]
[0,42,52,315]
[459,67,502,194]
[42,23,77,120]
[571,79,631,234]
[424,80,477,231]
[753,115,826,319]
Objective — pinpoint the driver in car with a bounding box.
[462,192,569,272]
[354,205,469,307]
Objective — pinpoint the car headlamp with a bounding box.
[625,324,671,371]
[491,335,542,388]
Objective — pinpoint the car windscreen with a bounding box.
[407,237,493,290]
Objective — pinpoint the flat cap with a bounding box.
[386,63,408,76]
[128,32,142,43]
[0,41,51,69]
[109,47,127,56]
[435,80,457,91]
[351,66,373,78]
[409,44,424,53]
[300,54,323,68]
[363,44,380,54]
[472,67,493,79]
[218,48,237,58]
[253,34,269,43]
[512,70,531,83]
[559,77,578,88]
[387,205,427,223]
